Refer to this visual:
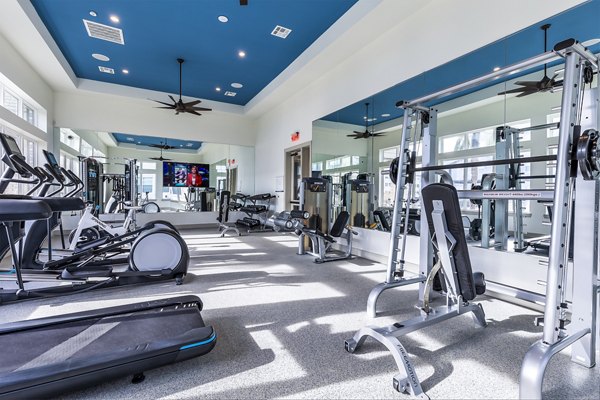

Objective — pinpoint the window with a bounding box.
[3,90,19,116]
[379,146,399,162]
[22,103,35,125]
[22,137,36,165]
[311,161,323,172]
[547,145,558,189]
[547,113,560,138]
[440,129,495,153]
[141,161,157,170]
[139,174,156,200]
[80,139,93,157]
[379,167,395,208]
[0,74,44,129]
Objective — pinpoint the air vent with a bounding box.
[224,91,237,97]
[83,19,125,45]
[271,25,292,39]
[98,66,115,74]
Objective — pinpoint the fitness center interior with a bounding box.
[0,1,599,399]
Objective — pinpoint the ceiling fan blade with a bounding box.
[153,100,175,107]
[190,106,212,112]
[184,100,202,106]
[187,109,202,116]
[497,87,531,96]
[516,90,540,98]
[372,133,385,137]
[156,106,176,110]
[353,136,360,140]
[353,130,365,135]
[168,95,177,104]
[513,81,540,87]
[346,134,357,137]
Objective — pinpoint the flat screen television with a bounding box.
[163,162,209,188]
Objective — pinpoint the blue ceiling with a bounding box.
[324,0,600,126]
[112,132,202,150]
[30,0,358,106]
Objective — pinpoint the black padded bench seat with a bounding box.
[240,205,267,213]
[421,183,485,301]
[248,193,276,201]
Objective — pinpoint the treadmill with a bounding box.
[0,196,216,398]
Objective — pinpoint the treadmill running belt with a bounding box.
[0,298,216,398]
[0,307,203,373]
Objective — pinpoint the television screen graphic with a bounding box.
[163,162,209,188]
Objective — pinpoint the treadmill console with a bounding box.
[0,133,31,177]
[43,150,66,183]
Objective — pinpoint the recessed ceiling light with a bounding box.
[110,15,120,23]
[89,11,97,17]
[92,53,110,62]
[216,87,221,92]
[231,82,243,89]
[218,15,228,23]
[122,69,129,74]
[137,141,141,144]
[238,50,246,58]
[381,113,390,117]
[186,143,193,147]
[493,66,501,72]
[180,144,183,147]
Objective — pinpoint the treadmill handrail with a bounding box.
[0,295,203,334]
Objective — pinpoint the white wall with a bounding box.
[254,0,584,211]
[53,90,258,147]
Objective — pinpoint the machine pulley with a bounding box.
[576,129,600,180]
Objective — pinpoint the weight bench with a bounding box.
[345,183,487,398]
[298,210,357,263]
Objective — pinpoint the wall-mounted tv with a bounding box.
[163,162,209,188]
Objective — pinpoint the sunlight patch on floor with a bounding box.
[172,329,306,398]
[188,243,256,251]
[286,321,310,333]
[263,236,299,243]
[206,282,345,310]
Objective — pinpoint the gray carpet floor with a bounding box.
[1,228,598,399]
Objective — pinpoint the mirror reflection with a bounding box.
[311,61,589,254]
[57,128,254,214]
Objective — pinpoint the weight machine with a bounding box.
[351,38,598,398]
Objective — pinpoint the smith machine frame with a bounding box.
[356,38,599,399]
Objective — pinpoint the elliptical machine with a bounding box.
[0,133,189,290]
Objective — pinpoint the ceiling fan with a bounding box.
[347,103,385,139]
[152,58,212,116]
[149,141,173,161]
[148,141,177,150]
[498,24,563,98]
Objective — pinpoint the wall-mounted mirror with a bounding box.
[56,128,254,214]
[311,0,600,253]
